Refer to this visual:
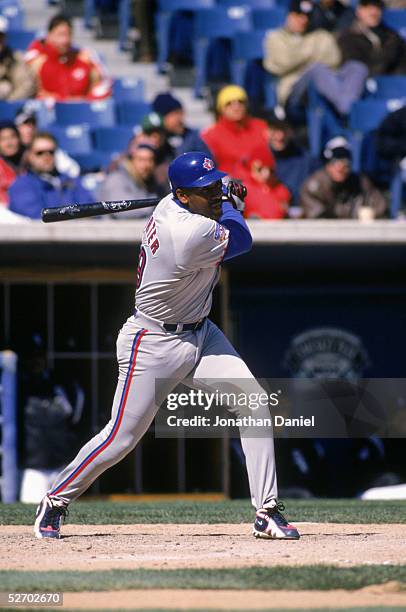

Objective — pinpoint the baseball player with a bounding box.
[34,152,300,541]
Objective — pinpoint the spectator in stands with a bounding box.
[152,92,203,157]
[268,117,321,205]
[239,144,290,219]
[97,143,162,218]
[0,17,36,100]
[8,131,92,219]
[200,85,270,178]
[25,13,112,101]
[0,121,24,205]
[263,0,368,120]
[131,112,175,190]
[376,106,406,163]
[337,0,406,76]
[133,0,157,62]
[299,137,387,218]
[15,107,80,178]
[19,333,84,504]
[309,0,354,32]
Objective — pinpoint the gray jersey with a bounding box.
[135,194,230,323]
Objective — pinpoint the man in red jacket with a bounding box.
[201,85,271,178]
[25,13,112,101]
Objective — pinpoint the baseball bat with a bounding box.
[41,198,160,223]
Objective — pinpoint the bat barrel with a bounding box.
[41,198,160,223]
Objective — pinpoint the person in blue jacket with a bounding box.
[9,131,92,219]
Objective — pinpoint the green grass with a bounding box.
[1,499,406,525]
[0,566,405,592]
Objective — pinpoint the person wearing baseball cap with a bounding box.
[299,137,387,218]
[263,0,368,120]
[337,0,406,76]
[14,108,37,148]
[200,84,271,178]
[308,0,354,33]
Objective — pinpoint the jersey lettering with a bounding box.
[136,245,147,290]
[144,216,160,256]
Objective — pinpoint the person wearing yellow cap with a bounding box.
[200,84,271,178]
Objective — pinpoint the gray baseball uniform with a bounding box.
[49,194,278,508]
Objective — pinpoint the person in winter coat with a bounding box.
[337,0,406,77]
[25,13,112,101]
[200,85,271,178]
[300,137,387,218]
[264,0,367,118]
[0,121,24,205]
[15,106,80,178]
[8,131,92,219]
[97,143,163,218]
[0,18,36,100]
[239,144,291,219]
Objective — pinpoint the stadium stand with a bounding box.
[93,125,135,152]
[0,0,24,29]
[4,28,35,50]
[49,124,93,155]
[156,0,215,73]
[112,76,145,102]
[54,100,116,128]
[193,5,254,97]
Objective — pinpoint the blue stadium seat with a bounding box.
[349,99,405,174]
[156,0,215,73]
[218,0,276,6]
[306,85,348,158]
[49,125,92,155]
[193,5,253,97]
[55,100,116,128]
[0,0,24,29]
[364,76,406,100]
[5,28,35,50]
[230,30,277,110]
[117,101,151,126]
[93,126,134,152]
[72,151,114,173]
[0,99,26,121]
[251,7,287,30]
[383,9,406,40]
[112,77,145,102]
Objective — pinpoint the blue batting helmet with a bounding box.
[168,152,226,193]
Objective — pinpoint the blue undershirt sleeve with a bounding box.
[220,201,253,261]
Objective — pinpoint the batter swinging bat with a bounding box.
[41,198,160,223]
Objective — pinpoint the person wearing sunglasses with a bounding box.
[200,85,271,179]
[8,131,92,219]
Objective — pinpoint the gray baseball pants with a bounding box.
[50,312,278,509]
